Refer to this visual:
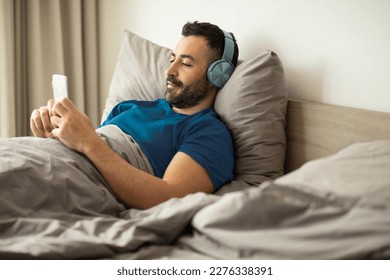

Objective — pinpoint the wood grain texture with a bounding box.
[285,99,390,172]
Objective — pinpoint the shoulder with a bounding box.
[187,108,229,134]
[181,109,233,151]
[179,109,234,190]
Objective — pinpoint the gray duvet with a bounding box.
[0,129,389,259]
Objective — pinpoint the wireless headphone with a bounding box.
[207,30,235,88]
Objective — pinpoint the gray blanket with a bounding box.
[0,129,389,259]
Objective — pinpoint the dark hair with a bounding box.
[181,21,239,67]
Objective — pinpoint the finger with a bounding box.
[52,101,68,117]
[30,116,44,137]
[51,115,62,128]
[51,127,60,139]
[39,106,53,132]
[31,109,45,132]
[47,99,55,117]
[58,97,76,112]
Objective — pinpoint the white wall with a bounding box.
[99,0,390,113]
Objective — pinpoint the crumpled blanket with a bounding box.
[0,131,389,260]
[0,125,172,258]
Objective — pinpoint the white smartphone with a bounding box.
[52,74,68,100]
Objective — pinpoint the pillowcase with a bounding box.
[214,51,287,186]
[101,30,170,120]
[103,30,287,188]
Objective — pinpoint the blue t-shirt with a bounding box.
[100,99,234,191]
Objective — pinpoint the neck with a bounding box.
[172,91,217,115]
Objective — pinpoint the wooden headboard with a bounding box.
[285,99,390,173]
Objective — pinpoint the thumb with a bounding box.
[51,115,62,128]
[51,127,60,139]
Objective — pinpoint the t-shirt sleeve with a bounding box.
[179,119,234,191]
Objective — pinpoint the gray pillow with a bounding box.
[215,51,287,185]
[103,30,287,188]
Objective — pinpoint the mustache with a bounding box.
[166,76,183,87]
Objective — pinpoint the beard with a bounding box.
[165,75,214,109]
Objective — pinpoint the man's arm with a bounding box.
[50,98,213,209]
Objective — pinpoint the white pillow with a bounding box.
[101,30,170,121]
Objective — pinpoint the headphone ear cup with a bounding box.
[207,60,235,88]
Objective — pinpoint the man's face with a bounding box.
[165,35,214,109]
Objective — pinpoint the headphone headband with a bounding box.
[221,30,234,65]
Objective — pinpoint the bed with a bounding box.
[0,30,389,260]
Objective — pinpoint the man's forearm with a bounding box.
[82,137,175,209]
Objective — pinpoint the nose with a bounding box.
[165,60,178,78]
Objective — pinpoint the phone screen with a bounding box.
[52,74,68,100]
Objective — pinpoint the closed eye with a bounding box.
[169,53,176,64]
[169,53,194,67]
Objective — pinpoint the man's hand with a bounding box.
[30,99,55,138]
[50,97,101,153]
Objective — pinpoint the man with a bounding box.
[30,21,239,209]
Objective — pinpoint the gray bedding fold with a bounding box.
[0,125,175,258]
[0,133,389,260]
[0,125,153,219]
[0,136,121,218]
[96,125,154,177]
[178,183,390,259]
